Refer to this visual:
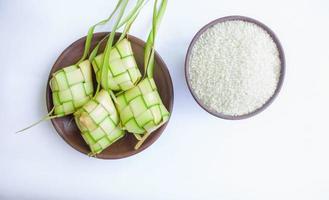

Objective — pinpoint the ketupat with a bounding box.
[91,0,145,92]
[92,38,141,91]
[115,78,169,134]
[50,60,94,116]
[74,90,124,155]
[115,0,169,150]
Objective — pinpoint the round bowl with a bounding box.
[46,32,174,159]
[185,15,285,120]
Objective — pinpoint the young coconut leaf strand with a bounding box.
[76,0,123,65]
[146,0,167,78]
[88,0,147,64]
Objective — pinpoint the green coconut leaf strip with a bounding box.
[98,0,129,93]
[76,0,123,65]
[16,108,59,133]
[88,35,108,65]
[89,0,147,63]
[145,0,167,78]
[145,2,159,77]
[118,0,145,27]
[118,0,146,42]
[143,1,156,77]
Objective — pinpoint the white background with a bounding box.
[1,0,329,199]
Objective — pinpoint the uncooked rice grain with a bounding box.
[188,20,281,116]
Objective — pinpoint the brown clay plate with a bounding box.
[46,32,174,159]
[185,15,285,120]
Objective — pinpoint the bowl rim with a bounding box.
[46,32,174,159]
[185,15,285,120]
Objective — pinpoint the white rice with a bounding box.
[188,20,281,116]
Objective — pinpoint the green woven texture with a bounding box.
[92,38,141,91]
[74,90,124,154]
[116,78,169,134]
[50,60,94,116]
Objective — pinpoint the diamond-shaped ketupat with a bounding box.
[92,38,142,91]
[74,90,124,155]
[50,60,94,116]
[115,78,170,135]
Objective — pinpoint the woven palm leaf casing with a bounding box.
[74,90,124,155]
[49,60,94,116]
[92,38,142,91]
[115,78,169,134]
